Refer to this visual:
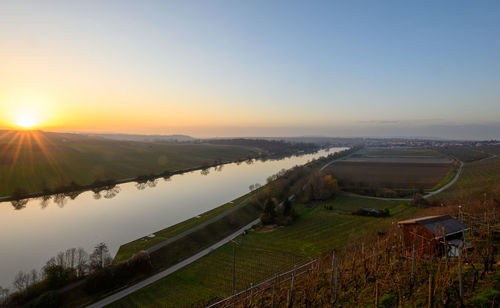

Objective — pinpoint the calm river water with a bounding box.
[0,148,346,288]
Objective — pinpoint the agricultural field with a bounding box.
[327,161,455,190]
[437,145,491,162]
[434,145,500,202]
[111,193,420,307]
[0,130,262,198]
[345,147,451,163]
[325,147,456,197]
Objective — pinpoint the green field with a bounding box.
[0,130,260,198]
[111,193,420,307]
[435,145,500,201]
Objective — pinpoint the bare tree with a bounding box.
[65,248,77,269]
[29,269,39,285]
[0,286,10,303]
[13,271,29,293]
[89,243,112,271]
[56,251,65,267]
[249,183,262,192]
[76,247,88,277]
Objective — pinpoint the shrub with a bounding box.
[84,251,152,294]
[411,193,429,207]
[26,291,60,308]
[261,199,276,225]
[43,265,76,289]
[468,287,500,307]
[380,293,396,307]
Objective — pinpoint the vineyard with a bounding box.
[104,145,500,307]
[110,195,418,307]
[213,202,499,307]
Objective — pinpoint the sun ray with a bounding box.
[0,130,16,140]
[31,131,70,188]
[25,131,36,178]
[0,131,22,166]
[7,132,26,180]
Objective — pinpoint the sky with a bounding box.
[0,0,499,139]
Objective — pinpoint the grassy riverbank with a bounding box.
[110,193,420,307]
[60,195,262,308]
[114,192,255,262]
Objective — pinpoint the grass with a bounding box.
[0,130,260,198]
[146,199,262,272]
[111,193,420,307]
[114,193,253,262]
[434,145,500,201]
[430,161,460,191]
[467,271,500,307]
[60,196,262,308]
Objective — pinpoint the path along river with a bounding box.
[0,147,346,288]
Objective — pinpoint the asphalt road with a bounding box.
[87,218,261,308]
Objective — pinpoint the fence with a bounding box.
[205,209,499,307]
[207,259,318,308]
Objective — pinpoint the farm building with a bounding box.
[398,215,470,257]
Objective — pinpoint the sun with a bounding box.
[15,114,39,129]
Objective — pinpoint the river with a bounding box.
[0,147,346,288]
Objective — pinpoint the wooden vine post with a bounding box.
[428,274,434,308]
[411,226,418,293]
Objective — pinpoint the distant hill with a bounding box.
[87,133,195,142]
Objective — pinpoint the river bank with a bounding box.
[0,148,345,288]
[0,148,325,203]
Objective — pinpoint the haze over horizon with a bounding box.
[1,0,499,139]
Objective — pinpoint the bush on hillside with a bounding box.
[84,250,152,293]
[411,193,430,207]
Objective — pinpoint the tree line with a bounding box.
[0,242,152,307]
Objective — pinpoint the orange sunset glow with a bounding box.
[1,2,500,306]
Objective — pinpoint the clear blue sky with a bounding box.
[1,0,499,139]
